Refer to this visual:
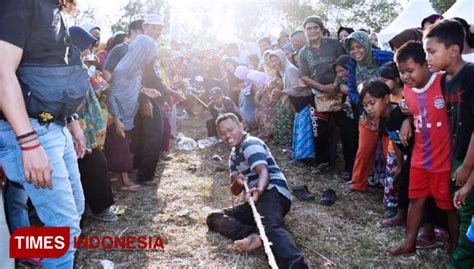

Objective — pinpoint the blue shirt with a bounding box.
[229,133,292,201]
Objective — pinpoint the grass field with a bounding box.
[74,110,450,269]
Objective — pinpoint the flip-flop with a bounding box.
[416,238,443,249]
[435,227,450,241]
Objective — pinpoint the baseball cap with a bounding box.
[144,14,164,26]
[210,87,224,99]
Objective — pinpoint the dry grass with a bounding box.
[74,111,450,268]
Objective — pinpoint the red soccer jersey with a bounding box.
[403,72,452,172]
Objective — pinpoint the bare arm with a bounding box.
[247,164,270,203]
[301,76,336,94]
[454,133,474,186]
[0,40,52,188]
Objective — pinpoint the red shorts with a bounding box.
[409,166,454,210]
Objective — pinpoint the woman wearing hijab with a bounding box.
[254,51,276,138]
[266,50,293,146]
[106,35,158,191]
[343,31,394,195]
[224,58,242,105]
[270,49,313,158]
[234,65,257,130]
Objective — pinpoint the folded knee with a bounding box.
[206,210,224,230]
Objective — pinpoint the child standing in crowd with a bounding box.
[359,79,413,227]
[377,62,404,219]
[206,87,241,137]
[424,20,474,268]
[332,55,359,180]
[385,41,458,256]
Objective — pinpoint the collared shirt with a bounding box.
[229,133,292,201]
[298,37,345,85]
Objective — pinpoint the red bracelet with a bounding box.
[16,130,37,141]
[20,143,41,151]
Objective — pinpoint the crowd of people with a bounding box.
[0,0,473,268]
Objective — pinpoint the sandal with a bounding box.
[320,188,337,206]
[292,185,315,201]
[416,238,443,249]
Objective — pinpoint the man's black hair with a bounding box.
[215,113,240,127]
[395,41,426,66]
[359,79,391,101]
[424,19,465,52]
[258,37,271,45]
[128,19,144,37]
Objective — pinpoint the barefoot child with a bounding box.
[359,78,412,229]
[424,19,474,268]
[206,113,308,268]
[385,41,459,256]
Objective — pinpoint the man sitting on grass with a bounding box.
[206,113,308,269]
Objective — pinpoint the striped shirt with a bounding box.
[229,133,292,201]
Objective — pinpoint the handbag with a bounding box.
[314,93,343,112]
[17,8,88,124]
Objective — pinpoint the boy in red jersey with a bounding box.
[424,19,474,268]
[385,41,459,256]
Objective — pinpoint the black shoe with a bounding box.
[292,185,315,201]
[320,188,337,206]
[341,171,351,182]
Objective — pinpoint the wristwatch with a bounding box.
[66,113,79,124]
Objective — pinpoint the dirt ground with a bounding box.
[74,110,451,269]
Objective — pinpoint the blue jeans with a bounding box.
[5,183,30,232]
[0,185,15,269]
[0,119,84,269]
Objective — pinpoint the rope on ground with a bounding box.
[243,182,278,269]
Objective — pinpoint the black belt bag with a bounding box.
[17,64,89,124]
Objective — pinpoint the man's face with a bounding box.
[259,41,271,55]
[291,38,303,50]
[305,22,322,42]
[217,118,244,148]
[144,24,163,41]
[423,37,453,72]
[397,58,430,89]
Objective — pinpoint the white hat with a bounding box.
[144,14,164,26]
[81,22,100,33]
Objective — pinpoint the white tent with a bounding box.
[378,0,437,45]
[443,0,474,24]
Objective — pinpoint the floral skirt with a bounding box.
[273,101,293,146]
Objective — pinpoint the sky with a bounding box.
[77,0,412,40]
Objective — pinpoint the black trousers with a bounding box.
[78,148,114,214]
[206,118,218,137]
[207,188,308,269]
[133,99,163,182]
[332,110,358,172]
[397,155,411,210]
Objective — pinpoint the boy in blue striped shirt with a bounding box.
[206,113,308,269]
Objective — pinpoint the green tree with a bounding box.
[430,0,455,14]
[111,0,167,34]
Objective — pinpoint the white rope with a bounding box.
[243,182,278,269]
